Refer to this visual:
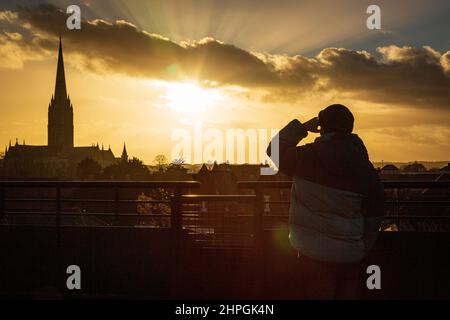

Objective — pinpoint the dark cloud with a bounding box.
[315,46,450,108]
[182,39,277,86]
[1,4,449,109]
[13,4,277,85]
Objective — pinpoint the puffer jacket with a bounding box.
[267,119,384,263]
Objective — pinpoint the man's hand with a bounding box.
[303,117,320,133]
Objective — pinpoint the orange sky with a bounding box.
[0,2,449,164]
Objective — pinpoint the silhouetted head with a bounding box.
[318,104,354,134]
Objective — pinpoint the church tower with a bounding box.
[48,37,74,152]
[121,143,128,161]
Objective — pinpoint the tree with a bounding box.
[127,157,151,180]
[170,157,185,168]
[154,154,167,172]
[76,158,102,180]
[103,157,150,180]
[402,161,426,172]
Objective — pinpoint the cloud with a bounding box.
[375,125,450,146]
[0,30,52,68]
[314,46,450,108]
[0,10,18,23]
[0,4,449,109]
[441,51,450,74]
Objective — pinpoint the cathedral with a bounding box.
[2,38,126,178]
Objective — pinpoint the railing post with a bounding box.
[252,186,265,297]
[253,186,264,251]
[56,186,61,228]
[171,187,183,245]
[394,187,400,228]
[170,187,183,298]
[0,185,4,222]
[55,185,62,291]
[114,187,119,225]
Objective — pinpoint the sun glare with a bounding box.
[162,82,224,113]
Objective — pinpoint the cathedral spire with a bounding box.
[48,37,74,151]
[54,37,68,101]
[121,143,128,161]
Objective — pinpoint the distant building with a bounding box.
[2,38,123,178]
[194,163,239,195]
[381,164,399,174]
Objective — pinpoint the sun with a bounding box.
[162,81,224,113]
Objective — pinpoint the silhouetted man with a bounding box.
[267,104,384,299]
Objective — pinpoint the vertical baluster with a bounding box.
[114,186,119,225]
[170,186,183,298]
[254,186,264,250]
[0,185,4,222]
[55,185,62,291]
[171,187,183,244]
[56,186,61,228]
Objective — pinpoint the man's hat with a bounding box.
[318,104,354,133]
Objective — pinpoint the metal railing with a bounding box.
[0,179,449,298]
[0,180,260,247]
[0,181,198,227]
[1,180,449,234]
[237,180,450,231]
[180,194,257,247]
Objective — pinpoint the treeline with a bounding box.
[76,155,188,180]
[76,157,148,180]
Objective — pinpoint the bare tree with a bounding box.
[154,154,167,172]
